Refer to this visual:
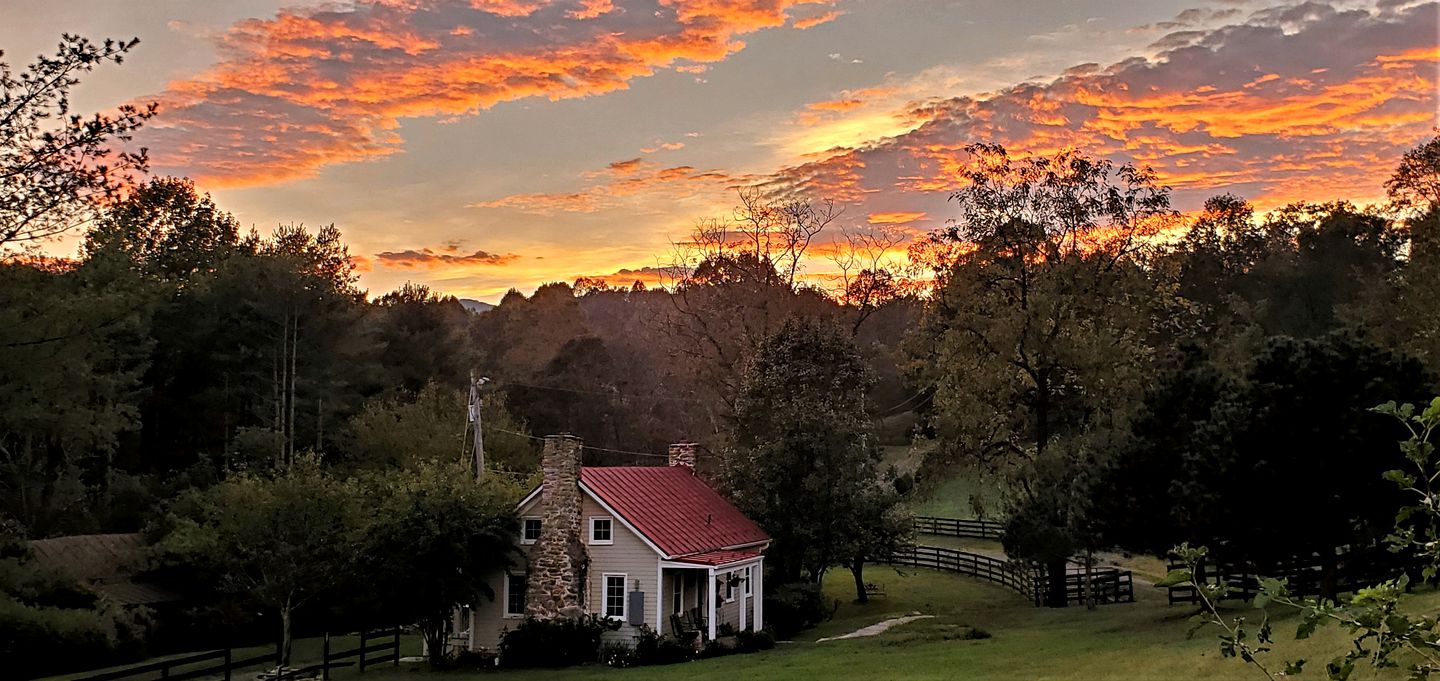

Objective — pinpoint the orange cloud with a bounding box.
[139,0,836,186]
[762,2,1440,212]
[375,247,520,269]
[792,9,843,30]
[472,160,748,214]
[867,211,926,224]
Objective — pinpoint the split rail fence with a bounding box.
[885,544,1134,607]
[71,627,402,681]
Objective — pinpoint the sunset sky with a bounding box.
[4,0,1436,301]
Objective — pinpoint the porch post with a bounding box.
[468,607,475,651]
[707,567,717,641]
[655,564,663,633]
[739,569,747,632]
[754,559,764,631]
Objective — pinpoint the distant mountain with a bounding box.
[459,299,495,314]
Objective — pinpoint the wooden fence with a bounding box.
[885,545,1133,607]
[71,628,402,681]
[913,516,1005,540]
[1166,545,1413,605]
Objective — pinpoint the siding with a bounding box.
[469,489,662,649]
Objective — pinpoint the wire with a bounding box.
[486,379,714,405]
[483,425,671,459]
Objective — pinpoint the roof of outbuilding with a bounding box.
[578,466,769,559]
[28,533,180,606]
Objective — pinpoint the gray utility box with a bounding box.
[627,591,645,626]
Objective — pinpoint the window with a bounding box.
[589,517,613,545]
[724,571,735,603]
[521,518,541,544]
[672,574,683,614]
[504,573,527,617]
[603,574,626,619]
[744,566,752,597]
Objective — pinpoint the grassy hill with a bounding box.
[362,566,1430,681]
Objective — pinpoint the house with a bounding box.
[463,434,770,651]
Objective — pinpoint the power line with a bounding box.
[486,378,714,405]
[483,425,671,459]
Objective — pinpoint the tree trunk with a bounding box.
[850,557,868,603]
[1046,559,1068,608]
[279,601,293,669]
[1084,549,1096,611]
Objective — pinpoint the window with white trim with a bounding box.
[504,573,527,617]
[589,517,613,545]
[724,571,736,603]
[744,566,752,597]
[521,517,541,544]
[672,574,683,614]
[603,574,626,619]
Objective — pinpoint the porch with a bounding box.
[659,551,764,641]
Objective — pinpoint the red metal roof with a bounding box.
[670,549,763,567]
[579,466,770,559]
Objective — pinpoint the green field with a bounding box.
[357,566,1429,681]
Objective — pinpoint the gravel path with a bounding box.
[815,613,935,643]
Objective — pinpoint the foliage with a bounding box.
[359,458,521,665]
[1096,334,1428,571]
[762,581,830,640]
[0,543,151,679]
[498,614,620,668]
[1,35,155,247]
[724,317,894,583]
[155,455,363,666]
[1170,397,1440,680]
[736,628,778,652]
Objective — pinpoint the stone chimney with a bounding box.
[526,434,588,619]
[667,442,698,470]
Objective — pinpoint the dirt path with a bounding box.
[815,613,935,643]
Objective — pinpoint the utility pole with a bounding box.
[468,373,489,478]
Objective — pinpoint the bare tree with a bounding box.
[828,224,908,333]
[2,35,156,248]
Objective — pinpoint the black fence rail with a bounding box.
[913,516,1005,540]
[885,545,1135,608]
[887,544,1033,597]
[1166,545,1413,606]
[1033,564,1136,607]
[71,627,402,681]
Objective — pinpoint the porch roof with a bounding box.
[666,549,763,568]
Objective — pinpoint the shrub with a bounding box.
[651,634,699,664]
[599,641,638,668]
[0,596,151,679]
[498,614,619,668]
[762,581,829,639]
[736,628,777,652]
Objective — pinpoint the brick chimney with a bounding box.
[526,434,588,619]
[667,442,697,470]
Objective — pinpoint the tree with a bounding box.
[157,456,362,668]
[360,459,520,665]
[910,144,1173,597]
[914,143,1172,469]
[341,382,539,474]
[723,317,886,583]
[1097,333,1430,585]
[2,35,155,248]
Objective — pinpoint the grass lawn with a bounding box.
[909,466,1009,519]
[358,567,1432,681]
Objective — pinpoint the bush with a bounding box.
[762,581,829,639]
[736,628,777,652]
[599,641,638,668]
[0,596,151,679]
[498,614,619,668]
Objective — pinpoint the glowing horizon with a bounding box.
[4,0,1435,302]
